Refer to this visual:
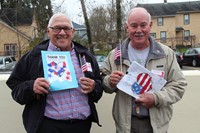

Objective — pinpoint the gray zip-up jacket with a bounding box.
[102,37,187,133]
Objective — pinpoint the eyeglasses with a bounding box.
[48,26,73,33]
[129,22,150,30]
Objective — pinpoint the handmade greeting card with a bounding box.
[41,51,78,91]
[117,61,167,98]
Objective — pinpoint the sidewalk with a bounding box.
[1,71,200,133]
[92,74,200,133]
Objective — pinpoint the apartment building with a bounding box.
[138,1,200,49]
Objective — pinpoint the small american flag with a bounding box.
[81,55,88,73]
[114,47,121,60]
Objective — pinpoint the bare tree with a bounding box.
[89,6,109,50]
[51,0,65,13]
[80,0,94,54]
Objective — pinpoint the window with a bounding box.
[185,49,191,54]
[5,57,12,63]
[76,30,80,34]
[160,31,166,43]
[157,17,163,26]
[0,59,3,64]
[184,14,190,25]
[191,49,198,54]
[4,44,17,56]
[184,30,190,41]
[150,33,156,38]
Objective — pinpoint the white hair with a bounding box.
[47,12,74,28]
[126,7,151,23]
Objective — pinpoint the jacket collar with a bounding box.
[148,37,165,60]
[72,41,88,54]
[115,37,165,65]
[30,39,88,56]
[30,40,49,57]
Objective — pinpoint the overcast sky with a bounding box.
[52,0,199,24]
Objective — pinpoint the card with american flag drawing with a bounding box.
[41,51,78,91]
[117,61,167,98]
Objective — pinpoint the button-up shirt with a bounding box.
[44,41,91,120]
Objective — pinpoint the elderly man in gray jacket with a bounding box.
[102,7,187,133]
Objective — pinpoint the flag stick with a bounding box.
[79,54,85,77]
[119,39,122,72]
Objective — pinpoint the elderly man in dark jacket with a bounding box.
[6,13,103,133]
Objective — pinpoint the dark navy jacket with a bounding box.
[6,40,103,133]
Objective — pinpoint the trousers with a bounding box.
[37,117,92,133]
[131,116,153,133]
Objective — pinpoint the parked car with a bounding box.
[0,56,17,71]
[95,55,106,70]
[182,48,200,67]
[175,51,183,68]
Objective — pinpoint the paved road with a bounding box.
[182,65,200,70]
[0,80,25,133]
[1,71,200,133]
[92,71,200,133]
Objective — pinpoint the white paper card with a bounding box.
[117,61,167,98]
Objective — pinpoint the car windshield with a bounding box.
[0,58,3,64]
[195,48,200,53]
[95,55,106,62]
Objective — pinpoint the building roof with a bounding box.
[72,21,85,29]
[137,1,200,16]
[0,8,33,26]
[0,8,84,29]
[0,20,31,40]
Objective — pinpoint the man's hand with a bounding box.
[80,77,95,94]
[135,93,155,108]
[33,78,50,94]
[109,71,124,88]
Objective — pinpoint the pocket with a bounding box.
[150,105,172,128]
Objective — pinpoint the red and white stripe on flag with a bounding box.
[114,48,121,60]
[81,55,88,72]
[137,73,152,94]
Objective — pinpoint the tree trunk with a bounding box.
[116,0,122,43]
[80,0,94,54]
